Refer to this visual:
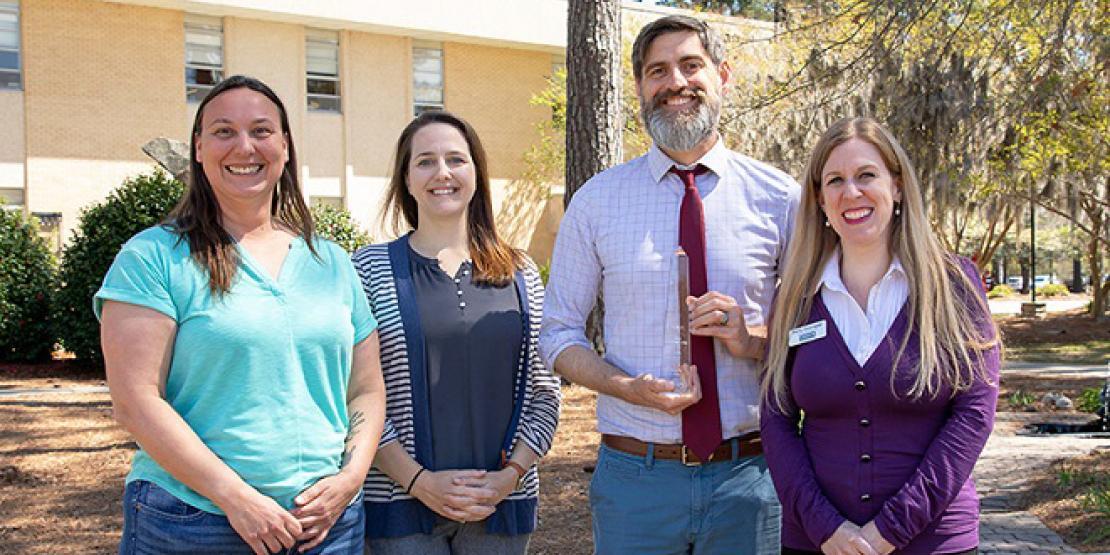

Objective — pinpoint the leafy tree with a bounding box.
[0,206,57,362]
[54,170,185,365]
[657,0,784,21]
[310,203,373,253]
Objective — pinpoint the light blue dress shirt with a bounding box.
[540,138,800,443]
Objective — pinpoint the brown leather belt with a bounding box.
[602,432,762,465]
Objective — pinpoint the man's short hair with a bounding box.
[631,14,726,82]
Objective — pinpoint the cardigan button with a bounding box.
[860,453,872,463]
[859,418,871,427]
[860,493,872,502]
[854,380,866,391]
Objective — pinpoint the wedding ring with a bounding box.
[720,311,729,325]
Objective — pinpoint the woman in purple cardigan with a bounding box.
[761,117,1001,555]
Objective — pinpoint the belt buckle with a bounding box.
[681,445,706,466]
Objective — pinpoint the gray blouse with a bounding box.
[409,246,522,471]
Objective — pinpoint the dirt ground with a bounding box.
[0,382,599,554]
[1,309,1106,553]
[995,308,1110,364]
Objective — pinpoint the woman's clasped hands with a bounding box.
[820,521,895,555]
[409,468,518,523]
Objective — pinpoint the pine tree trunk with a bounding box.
[566,0,622,204]
[565,0,622,353]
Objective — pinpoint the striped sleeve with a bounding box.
[515,260,563,457]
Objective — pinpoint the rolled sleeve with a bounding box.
[344,257,378,344]
[539,191,602,371]
[378,418,400,447]
[94,246,176,322]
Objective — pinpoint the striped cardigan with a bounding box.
[352,235,562,538]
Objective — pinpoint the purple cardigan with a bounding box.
[761,260,1000,554]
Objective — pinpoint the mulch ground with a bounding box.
[1018,450,1110,553]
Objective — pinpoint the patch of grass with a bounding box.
[1070,467,1110,545]
[1076,387,1104,413]
[1026,452,1110,551]
[988,284,1015,298]
[1008,389,1037,410]
[1004,340,1110,365]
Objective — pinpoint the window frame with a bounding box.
[184,14,224,103]
[0,1,22,91]
[306,28,341,113]
[412,41,444,116]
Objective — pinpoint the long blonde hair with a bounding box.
[763,117,998,414]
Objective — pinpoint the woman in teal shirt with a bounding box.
[97,75,386,555]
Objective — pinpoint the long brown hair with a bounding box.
[382,110,522,286]
[168,75,316,295]
[764,117,998,413]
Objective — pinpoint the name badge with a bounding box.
[788,320,827,347]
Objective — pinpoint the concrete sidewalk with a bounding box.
[989,299,1089,315]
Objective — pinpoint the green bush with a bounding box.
[0,206,57,361]
[987,284,1014,298]
[1076,387,1103,413]
[1036,283,1069,297]
[54,170,185,365]
[311,203,372,253]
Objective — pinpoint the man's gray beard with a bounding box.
[641,95,720,153]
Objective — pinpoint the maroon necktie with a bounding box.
[672,165,722,462]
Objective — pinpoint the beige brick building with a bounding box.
[0,0,568,252]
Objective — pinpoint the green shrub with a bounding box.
[1007,389,1036,409]
[0,206,57,361]
[987,284,1014,298]
[537,261,550,285]
[1036,283,1069,297]
[1076,387,1103,413]
[54,170,185,365]
[310,203,372,253]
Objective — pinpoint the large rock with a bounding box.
[142,138,190,182]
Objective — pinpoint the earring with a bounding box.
[894,203,902,217]
[824,218,831,228]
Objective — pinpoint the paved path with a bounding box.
[0,384,108,398]
[975,362,1109,554]
[1004,361,1107,378]
[989,299,1090,315]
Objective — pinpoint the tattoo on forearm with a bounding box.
[341,443,355,468]
[345,411,365,443]
[341,411,365,469]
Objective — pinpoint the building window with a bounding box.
[306,29,340,112]
[0,187,22,207]
[412,42,443,116]
[185,15,223,103]
[310,196,343,209]
[0,2,20,91]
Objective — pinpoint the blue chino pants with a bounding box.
[119,480,364,555]
[589,442,781,554]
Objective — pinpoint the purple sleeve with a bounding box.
[761,400,847,548]
[873,257,1001,548]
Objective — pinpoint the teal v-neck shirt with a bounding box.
[94,225,376,514]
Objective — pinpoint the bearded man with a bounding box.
[540,15,800,554]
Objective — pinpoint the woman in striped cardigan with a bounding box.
[352,111,561,554]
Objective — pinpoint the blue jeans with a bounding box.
[589,442,781,555]
[366,517,530,555]
[119,480,365,555]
